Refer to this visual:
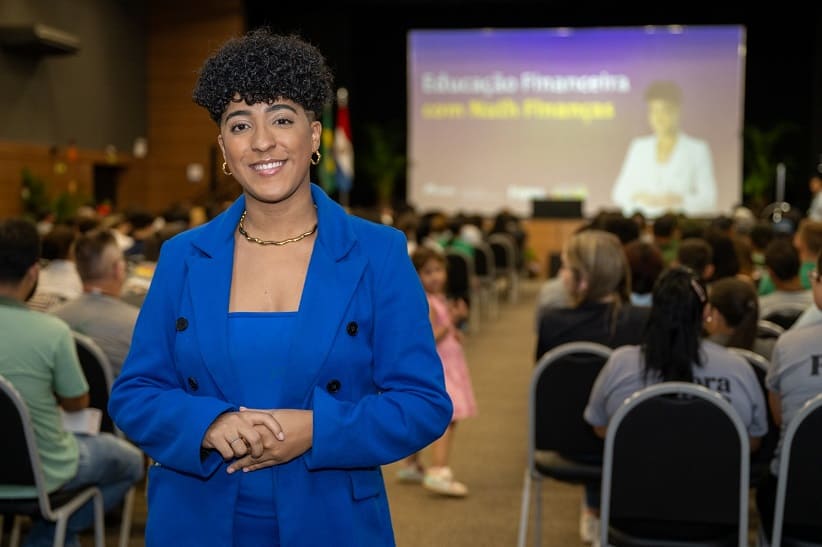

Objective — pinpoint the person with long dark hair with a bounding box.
[585,266,766,443]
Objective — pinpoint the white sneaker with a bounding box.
[579,500,600,544]
[422,466,468,497]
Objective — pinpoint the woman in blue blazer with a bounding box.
[108,29,452,547]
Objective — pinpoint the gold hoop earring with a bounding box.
[222,161,232,176]
[310,150,321,166]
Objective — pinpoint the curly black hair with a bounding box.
[192,28,334,125]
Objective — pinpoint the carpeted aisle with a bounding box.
[383,278,584,547]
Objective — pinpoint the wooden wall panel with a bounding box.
[1,2,245,219]
[0,141,139,219]
[144,3,244,213]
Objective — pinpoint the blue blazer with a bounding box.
[109,184,452,546]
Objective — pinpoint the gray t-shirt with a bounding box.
[52,292,139,378]
[584,340,768,439]
[766,323,822,474]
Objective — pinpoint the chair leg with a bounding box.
[516,469,532,547]
[52,517,67,547]
[10,515,24,547]
[118,486,136,547]
[534,474,542,547]
[93,492,105,547]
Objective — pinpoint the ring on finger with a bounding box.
[229,437,243,445]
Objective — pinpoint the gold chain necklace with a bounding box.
[237,209,318,246]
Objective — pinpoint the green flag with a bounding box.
[318,102,336,193]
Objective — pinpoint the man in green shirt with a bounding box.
[0,218,143,547]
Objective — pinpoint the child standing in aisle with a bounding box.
[397,246,479,497]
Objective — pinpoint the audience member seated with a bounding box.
[623,239,664,307]
[757,239,813,320]
[52,230,139,378]
[583,267,767,537]
[103,213,136,252]
[534,229,650,544]
[756,251,822,544]
[789,301,822,331]
[0,218,144,547]
[119,223,188,308]
[122,209,158,260]
[416,210,450,253]
[536,230,649,361]
[600,213,640,245]
[395,210,420,255]
[651,212,680,266]
[674,237,714,282]
[489,208,527,270]
[749,221,776,284]
[26,223,83,312]
[759,219,822,295]
[705,277,774,360]
[704,227,752,285]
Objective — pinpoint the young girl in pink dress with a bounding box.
[397,246,479,496]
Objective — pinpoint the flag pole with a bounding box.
[334,87,354,210]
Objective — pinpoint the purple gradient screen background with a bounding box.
[407,26,745,217]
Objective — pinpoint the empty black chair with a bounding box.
[488,233,519,304]
[472,241,499,319]
[444,249,480,333]
[0,375,105,547]
[517,341,612,547]
[599,382,749,547]
[770,393,822,547]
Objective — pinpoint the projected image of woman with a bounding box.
[611,80,717,218]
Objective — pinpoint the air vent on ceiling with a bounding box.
[0,23,80,55]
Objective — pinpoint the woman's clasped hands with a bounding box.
[202,407,314,474]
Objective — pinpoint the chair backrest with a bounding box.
[530,342,612,463]
[761,303,809,330]
[0,374,57,514]
[757,319,785,340]
[445,249,475,304]
[600,382,749,546]
[772,393,822,545]
[727,347,779,484]
[472,241,496,280]
[72,331,116,434]
[488,233,516,273]
[0,375,38,488]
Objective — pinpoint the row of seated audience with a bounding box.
[534,208,822,545]
[0,202,211,545]
[0,218,144,547]
[1,198,527,544]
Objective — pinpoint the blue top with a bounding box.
[229,311,297,521]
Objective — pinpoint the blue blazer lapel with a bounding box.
[289,240,364,406]
[289,185,365,406]
[186,198,245,400]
